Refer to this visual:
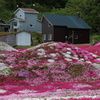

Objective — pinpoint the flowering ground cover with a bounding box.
[0,42,100,100]
[78,42,100,56]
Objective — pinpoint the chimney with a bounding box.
[77,12,80,18]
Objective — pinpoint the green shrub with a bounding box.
[31,32,42,45]
[90,34,100,42]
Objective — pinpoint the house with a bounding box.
[42,14,92,44]
[0,19,10,32]
[10,8,41,33]
[0,31,32,46]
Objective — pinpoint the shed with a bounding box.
[0,31,32,46]
[0,19,10,32]
[0,33,16,46]
[16,31,32,46]
[42,14,92,44]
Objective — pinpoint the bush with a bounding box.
[90,34,100,42]
[31,32,42,45]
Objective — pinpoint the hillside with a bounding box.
[0,42,100,99]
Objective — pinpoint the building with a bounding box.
[16,31,32,46]
[0,19,10,32]
[0,33,16,46]
[42,14,92,44]
[0,31,32,46]
[10,8,41,32]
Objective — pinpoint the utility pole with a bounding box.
[72,30,74,44]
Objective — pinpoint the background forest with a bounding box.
[0,0,100,34]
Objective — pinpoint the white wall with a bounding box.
[16,31,31,46]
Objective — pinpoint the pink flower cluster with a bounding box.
[52,98,100,100]
[79,42,100,56]
[0,42,100,99]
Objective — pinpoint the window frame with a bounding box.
[30,24,36,27]
[43,34,46,40]
[48,34,52,40]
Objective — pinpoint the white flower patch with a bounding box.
[43,55,47,57]
[65,58,72,61]
[85,61,92,63]
[92,63,100,69]
[37,52,45,56]
[66,48,71,50]
[50,47,54,49]
[0,63,11,76]
[84,56,89,59]
[0,89,7,93]
[75,47,79,50]
[92,54,98,57]
[55,89,62,92]
[67,51,71,54]
[48,59,55,63]
[48,43,59,46]
[74,55,78,57]
[37,49,45,52]
[64,54,71,58]
[23,98,35,100]
[37,49,45,56]
[0,41,17,51]
[28,44,42,50]
[18,89,34,93]
[73,83,92,89]
[27,42,49,50]
[79,58,85,61]
[50,53,57,57]
[96,58,100,61]
[0,54,5,56]
[72,57,79,60]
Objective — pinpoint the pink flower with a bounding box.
[18,69,30,78]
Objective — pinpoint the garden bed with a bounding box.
[0,42,100,100]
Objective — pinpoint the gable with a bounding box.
[16,31,31,35]
[0,19,6,24]
[43,14,92,29]
[14,8,38,14]
[10,18,25,22]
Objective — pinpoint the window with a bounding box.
[43,34,46,40]
[30,24,35,27]
[20,15,22,17]
[48,34,52,40]
[12,22,17,26]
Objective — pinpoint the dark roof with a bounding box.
[0,19,6,24]
[10,18,25,22]
[14,8,38,14]
[16,30,31,34]
[0,33,11,36]
[43,14,92,29]
[0,24,9,26]
[0,19,9,25]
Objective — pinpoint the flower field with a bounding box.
[0,42,100,100]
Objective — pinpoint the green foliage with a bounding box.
[0,0,99,33]
[90,34,100,42]
[31,32,42,45]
